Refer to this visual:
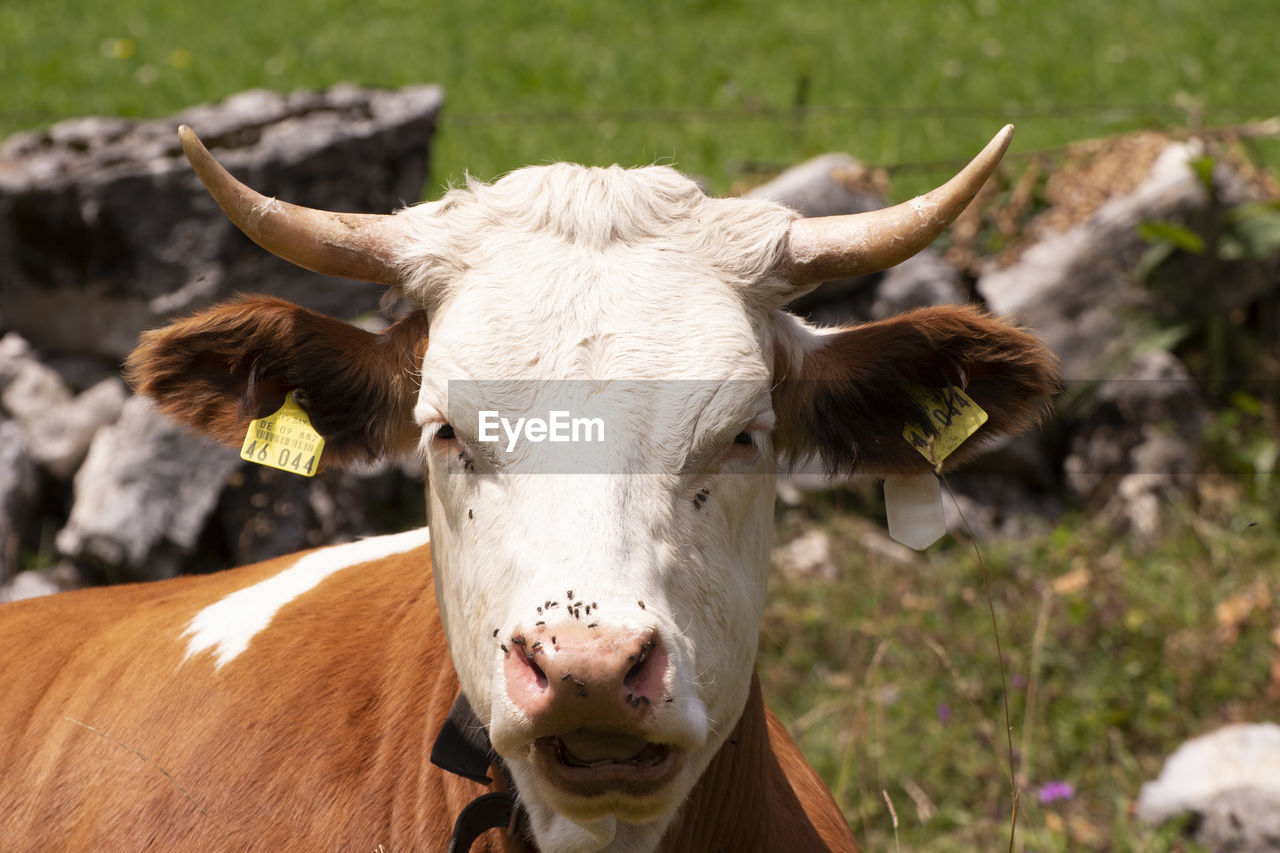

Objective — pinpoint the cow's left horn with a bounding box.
[178,125,404,285]
[780,124,1014,292]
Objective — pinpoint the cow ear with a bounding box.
[771,305,1058,476]
[124,296,430,468]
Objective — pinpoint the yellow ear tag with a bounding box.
[902,385,988,469]
[240,392,325,477]
[887,386,987,550]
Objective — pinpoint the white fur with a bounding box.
[769,308,836,378]
[392,164,803,852]
[182,527,431,669]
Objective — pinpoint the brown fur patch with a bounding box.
[0,538,857,850]
[124,296,430,468]
[773,305,1059,476]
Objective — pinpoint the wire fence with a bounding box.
[437,101,1276,128]
[4,101,1277,174]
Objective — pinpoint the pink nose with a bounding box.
[503,623,669,732]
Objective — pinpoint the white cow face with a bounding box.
[399,166,798,849]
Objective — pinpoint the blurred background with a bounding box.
[3,1,1279,850]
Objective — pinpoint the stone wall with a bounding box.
[0,83,441,589]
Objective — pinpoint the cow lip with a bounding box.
[532,733,683,797]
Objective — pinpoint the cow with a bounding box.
[0,124,1056,852]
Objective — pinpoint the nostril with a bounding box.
[508,637,549,692]
[526,652,548,690]
[625,658,645,684]
[622,633,666,695]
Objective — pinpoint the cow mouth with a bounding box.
[532,732,683,797]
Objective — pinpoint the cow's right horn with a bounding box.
[178,125,405,285]
[778,125,1014,296]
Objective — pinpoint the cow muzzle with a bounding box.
[502,622,687,800]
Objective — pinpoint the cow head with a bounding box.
[128,126,1056,852]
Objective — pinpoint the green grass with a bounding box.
[4,0,1278,198]
[761,482,1278,850]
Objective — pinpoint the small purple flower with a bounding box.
[935,703,952,723]
[1037,781,1076,804]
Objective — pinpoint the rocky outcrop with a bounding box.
[978,137,1253,382]
[56,395,243,582]
[0,419,37,583]
[0,332,127,479]
[0,83,443,360]
[0,85,439,594]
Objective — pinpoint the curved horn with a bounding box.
[780,124,1014,290]
[178,125,404,285]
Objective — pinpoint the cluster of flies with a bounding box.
[534,589,596,624]
[491,593,673,707]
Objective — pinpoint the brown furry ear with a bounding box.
[124,296,430,468]
[772,305,1058,476]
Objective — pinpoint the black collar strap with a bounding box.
[431,694,499,784]
[448,792,517,853]
[431,694,522,852]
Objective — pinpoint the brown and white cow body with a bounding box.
[0,126,1056,851]
[0,531,850,850]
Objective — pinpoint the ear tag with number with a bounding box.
[902,385,988,469]
[240,392,325,478]
[886,385,988,550]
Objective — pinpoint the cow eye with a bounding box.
[733,431,753,446]
[435,423,456,441]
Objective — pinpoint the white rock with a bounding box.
[1138,722,1280,824]
[0,570,60,603]
[774,528,837,580]
[56,395,241,581]
[0,332,128,479]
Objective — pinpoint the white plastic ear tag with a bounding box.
[240,392,325,477]
[884,474,945,551]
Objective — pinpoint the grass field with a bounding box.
[4,0,1278,197]
[764,481,1280,850]
[6,3,1280,849]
